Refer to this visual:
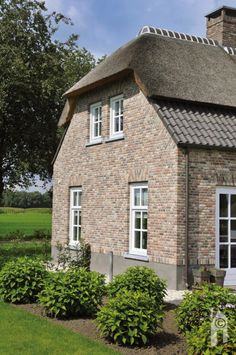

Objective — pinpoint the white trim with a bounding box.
[216,187,236,285]
[129,183,148,256]
[110,95,124,138]
[90,102,102,143]
[69,187,82,246]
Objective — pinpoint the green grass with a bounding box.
[0,241,51,269]
[0,208,52,236]
[0,302,118,355]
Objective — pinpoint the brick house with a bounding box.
[52,6,236,289]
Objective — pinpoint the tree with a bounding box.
[0,0,96,200]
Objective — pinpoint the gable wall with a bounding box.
[52,76,182,266]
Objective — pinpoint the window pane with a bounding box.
[115,101,119,116]
[220,194,228,217]
[73,226,78,241]
[78,226,81,240]
[231,245,236,268]
[73,211,78,225]
[134,189,140,206]
[120,100,123,114]
[135,212,141,229]
[114,116,119,132]
[73,192,77,207]
[220,245,228,268]
[120,115,123,131]
[134,231,140,248]
[231,220,236,242]
[220,220,228,243]
[94,122,99,137]
[231,195,236,217]
[142,188,148,206]
[78,191,81,206]
[142,231,147,249]
[79,211,81,226]
[98,121,102,136]
[143,212,148,230]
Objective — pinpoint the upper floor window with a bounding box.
[90,102,102,142]
[130,183,148,256]
[110,95,123,138]
[70,187,82,245]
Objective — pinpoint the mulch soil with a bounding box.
[15,303,187,354]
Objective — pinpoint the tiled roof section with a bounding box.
[154,101,236,150]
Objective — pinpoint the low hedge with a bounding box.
[39,267,106,319]
[108,266,167,307]
[97,290,164,346]
[176,283,236,334]
[0,257,48,303]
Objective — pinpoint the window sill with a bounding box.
[123,252,149,262]
[85,138,103,147]
[68,243,80,250]
[104,135,124,143]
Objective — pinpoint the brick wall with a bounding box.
[52,75,182,266]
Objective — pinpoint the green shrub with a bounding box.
[97,290,164,346]
[39,268,105,318]
[0,257,48,303]
[108,266,166,307]
[186,318,236,354]
[176,283,236,334]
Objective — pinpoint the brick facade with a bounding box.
[52,76,182,265]
[52,74,236,288]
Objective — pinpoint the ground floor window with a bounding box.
[70,188,82,245]
[217,188,236,269]
[130,183,148,255]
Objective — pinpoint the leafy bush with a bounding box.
[0,257,48,303]
[176,283,236,334]
[97,290,164,346]
[186,318,236,354]
[39,268,105,318]
[108,266,167,307]
[2,229,51,242]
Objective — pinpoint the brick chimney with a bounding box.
[206,6,236,48]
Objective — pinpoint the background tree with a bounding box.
[0,0,96,201]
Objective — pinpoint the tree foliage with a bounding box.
[0,0,96,198]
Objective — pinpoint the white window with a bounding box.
[90,102,102,142]
[70,188,82,245]
[130,184,148,255]
[110,95,123,138]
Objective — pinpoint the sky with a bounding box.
[44,0,236,58]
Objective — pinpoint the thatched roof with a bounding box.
[59,31,236,126]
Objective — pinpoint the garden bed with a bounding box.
[16,303,187,354]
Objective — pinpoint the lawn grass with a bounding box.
[0,241,51,269]
[0,302,118,355]
[0,208,52,236]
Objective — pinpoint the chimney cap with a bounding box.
[205,5,236,18]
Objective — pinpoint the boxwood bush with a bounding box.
[39,267,105,318]
[97,290,164,346]
[108,266,167,307]
[176,283,236,334]
[0,257,48,303]
[186,318,236,354]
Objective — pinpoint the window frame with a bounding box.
[90,101,102,143]
[69,187,82,246]
[129,183,148,256]
[110,95,124,138]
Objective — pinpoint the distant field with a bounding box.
[0,208,52,236]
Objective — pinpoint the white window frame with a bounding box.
[110,95,124,138]
[69,187,82,246]
[216,187,236,269]
[130,183,148,256]
[90,102,102,143]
